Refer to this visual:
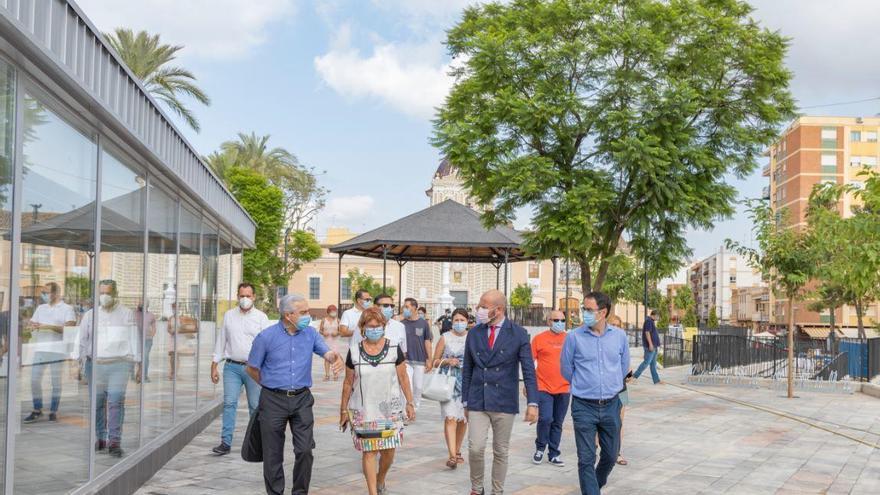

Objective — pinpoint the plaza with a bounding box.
[136,347,880,495]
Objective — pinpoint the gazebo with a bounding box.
[329,199,561,311]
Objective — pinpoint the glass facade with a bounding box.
[0,57,248,494]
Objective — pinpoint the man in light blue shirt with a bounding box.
[247,294,343,495]
[561,291,629,495]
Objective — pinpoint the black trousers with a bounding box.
[259,388,315,495]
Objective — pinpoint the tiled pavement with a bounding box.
[136,347,880,495]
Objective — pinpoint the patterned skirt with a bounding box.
[348,409,404,452]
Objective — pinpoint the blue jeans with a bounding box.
[571,396,622,495]
[31,352,63,412]
[222,361,261,446]
[535,391,570,458]
[143,338,153,378]
[93,360,134,444]
[634,349,660,383]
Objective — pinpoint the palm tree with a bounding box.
[104,28,210,132]
[216,132,300,185]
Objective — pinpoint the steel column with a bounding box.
[382,245,388,292]
[551,256,558,310]
[337,253,343,311]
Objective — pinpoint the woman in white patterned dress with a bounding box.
[430,308,470,469]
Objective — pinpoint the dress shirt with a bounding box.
[561,323,629,400]
[75,304,140,361]
[213,307,270,363]
[248,321,330,390]
[30,301,76,343]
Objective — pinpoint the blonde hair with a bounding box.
[607,314,623,327]
[357,306,387,335]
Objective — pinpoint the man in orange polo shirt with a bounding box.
[530,309,571,467]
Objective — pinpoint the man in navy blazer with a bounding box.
[463,289,539,495]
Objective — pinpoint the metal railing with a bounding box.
[662,334,692,368]
[812,352,849,381]
[692,334,787,378]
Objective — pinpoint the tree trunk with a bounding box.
[578,258,592,293]
[786,297,795,399]
[592,256,612,291]
[856,299,866,340]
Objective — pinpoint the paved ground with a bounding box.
[136,347,880,495]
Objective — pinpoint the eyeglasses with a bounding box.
[379,303,394,308]
[550,319,566,323]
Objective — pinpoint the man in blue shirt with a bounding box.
[634,310,661,384]
[561,291,630,495]
[247,294,343,495]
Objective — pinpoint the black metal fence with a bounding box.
[697,325,750,338]
[812,352,849,381]
[692,334,786,378]
[662,334,692,368]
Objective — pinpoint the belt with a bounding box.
[263,386,309,397]
[225,359,247,366]
[574,394,619,406]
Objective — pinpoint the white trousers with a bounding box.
[406,363,425,409]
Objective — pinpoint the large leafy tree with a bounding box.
[728,201,816,398]
[434,0,794,292]
[208,132,325,281]
[225,167,284,310]
[105,28,210,132]
[807,174,880,339]
[346,268,396,302]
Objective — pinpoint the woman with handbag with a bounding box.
[430,308,470,469]
[340,306,416,495]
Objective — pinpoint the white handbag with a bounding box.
[421,368,457,402]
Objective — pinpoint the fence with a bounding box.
[692,334,787,378]
[812,352,849,381]
[839,338,880,381]
[697,325,750,338]
[662,334,692,367]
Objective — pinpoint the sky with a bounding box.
[76,0,880,282]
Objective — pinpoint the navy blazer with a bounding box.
[462,319,539,414]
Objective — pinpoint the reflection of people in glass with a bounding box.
[74,279,141,457]
[24,282,75,423]
[167,302,198,380]
[135,301,157,382]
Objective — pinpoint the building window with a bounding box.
[863,156,878,167]
[528,261,540,279]
[309,276,320,300]
[821,152,837,174]
[453,271,462,283]
[729,276,736,283]
[866,131,878,143]
[850,156,863,167]
[22,246,52,269]
[341,277,351,300]
[851,130,862,142]
[821,127,837,148]
[822,176,837,184]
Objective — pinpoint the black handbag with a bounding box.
[241,409,262,462]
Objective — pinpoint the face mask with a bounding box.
[476,307,492,325]
[239,297,253,310]
[99,294,114,308]
[295,314,311,331]
[551,321,566,333]
[40,293,49,304]
[328,312,337,318]
[361,300,372,309]
[381,306,394,320]
[452,322,467,333]
[582,310,597,329]
[364,327,384,342]
[403,308,412,318]
[418,313,425,320]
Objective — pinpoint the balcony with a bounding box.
[762,164,771,177]
[762,186,771,199]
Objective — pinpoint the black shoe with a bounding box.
[108,444,123,457]
[212,443,231,455]
[23,411,42,423]
[48,412,58,422]
[95,439,107,453]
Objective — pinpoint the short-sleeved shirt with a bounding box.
[531,330,570,394]
[248,321,329,390]
[30,301,76,343]
[339,307,362,333]
[350,318,407,354]
[437,315,452,334]
[345,344,405,369]
[402,318,432,364]
[642,317,661,349]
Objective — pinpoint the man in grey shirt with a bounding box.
[401,297,432,409]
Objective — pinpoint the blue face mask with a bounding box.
[582,309,597,329]
[418,313,425,320]
[364,327,385,342]
[361,300,372,309]
[403,308,412,318]
[452,321,467,333]
[551,321,566,333]
[381,306,394,320]
[295,314,311,331]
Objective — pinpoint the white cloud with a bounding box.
[320,195,376,227]
[314,34,453,120]
[76,0,295,59]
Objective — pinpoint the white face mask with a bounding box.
[99,294,114,308]
[239,297,253,310]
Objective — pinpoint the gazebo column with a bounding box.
[551,256,558,310]
[337,253,344,311]
[382,244,388,292]
[396,258,407,312]
[503,249,509,297]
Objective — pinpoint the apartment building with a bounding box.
[688,247,763,324]
[731,286,770,331]
[765,116,880,329]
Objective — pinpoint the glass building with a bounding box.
[0,1,255,493]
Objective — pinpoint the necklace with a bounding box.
[359,339,389,367]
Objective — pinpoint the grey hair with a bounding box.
[279,293,306,314]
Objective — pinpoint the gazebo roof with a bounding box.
[329,199,534,263]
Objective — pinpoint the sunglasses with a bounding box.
[551,319,566,323]
[360,298,372,303]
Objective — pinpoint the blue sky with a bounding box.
[77,0,880,277]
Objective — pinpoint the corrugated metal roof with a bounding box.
[0,0,255,244]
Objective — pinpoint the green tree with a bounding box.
[434,0,794,292]
[510,284,533,308]
[347,268,396,302]
[807,174,880,339]
[674,287,696,325]
[707,306,719,328]
[599,254,641,305]
[727,202,816,398]
[226,167,284,310]
[105,28,210,132]
[284,230,322,277]
[64,275,91,302]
